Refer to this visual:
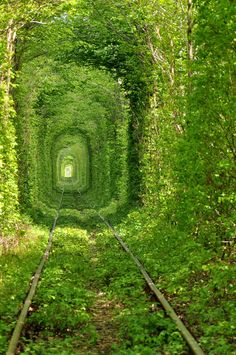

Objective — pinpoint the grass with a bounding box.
[116,208,236,354]
[0,224,48,352]
[4,207,233,354]
[1,222,188,354]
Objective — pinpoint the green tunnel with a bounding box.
[16,65,129,220]
[54,134,90,193]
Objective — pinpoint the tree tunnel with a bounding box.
[53,134,90,193]
[16,62,129,221]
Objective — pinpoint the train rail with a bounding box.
[7,189,64,355]
[97,212,205,355]
[7,196,204,355]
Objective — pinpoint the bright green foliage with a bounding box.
[117,209,236,353]
[78,0,235,256]
[0,224,48,350]
[16,57,130,219]
[174,0,236,249]
[3,0,234,245]
[0,0,69,235]
[0,99,19,235]
[0,0,235,352]
[0,16,19,235]
[1,225,188,354]
[93,227,188,354]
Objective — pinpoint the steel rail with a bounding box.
[7,189,64,355]
[97,212,205,355]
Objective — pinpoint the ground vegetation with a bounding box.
[0,0,235,353]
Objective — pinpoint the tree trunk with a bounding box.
[0,19,19,235]
[187,0,193,77]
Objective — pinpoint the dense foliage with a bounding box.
[0,0,235,353]
[1,225,189,353]
[1,0,234,244]
[16,54,129,220]
[0,0,67,235]
[118,209,236,353]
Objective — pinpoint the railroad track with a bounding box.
[97,212,204,355]
[7,189,64,355]
[7,194,204,355]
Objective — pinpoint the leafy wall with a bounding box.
[0,0,235,253]
[15,56,130,221]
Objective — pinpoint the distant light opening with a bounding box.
[64,164,73,178]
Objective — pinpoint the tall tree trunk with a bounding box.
[0,19,19,236]
[187,0,193,77]
[6,20,16,93]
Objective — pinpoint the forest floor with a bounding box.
[1,224,188,354]
[0,210,235,354]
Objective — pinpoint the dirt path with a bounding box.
[90,290,120,354]
[86,235,121,354]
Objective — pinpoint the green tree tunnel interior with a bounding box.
[16,61,130,221]
[0,0,233,232]
[0,1,236,352]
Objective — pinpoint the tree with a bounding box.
[0,0,67,235]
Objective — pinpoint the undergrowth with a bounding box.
[116,208,236,354]
[93,227,188,354]
[4,208,233,354]
[0,224,48,352]
[1,223,189,354]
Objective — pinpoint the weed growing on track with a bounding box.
[93,227,188,354]
[116,208,236,354]
[20,227,97,353]
[2,224,188,354]
[0,225,48,352]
